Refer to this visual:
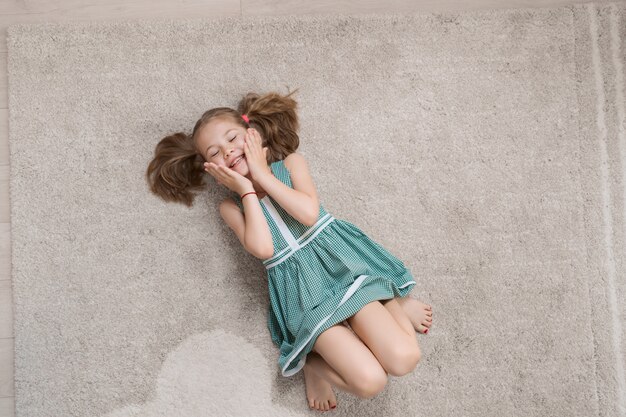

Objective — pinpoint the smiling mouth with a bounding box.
[230,155,245,168]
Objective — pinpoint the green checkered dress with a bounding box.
[234,159,416,377]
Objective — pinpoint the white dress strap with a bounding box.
[260,196,301,252]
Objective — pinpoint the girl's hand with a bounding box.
[243,128,272,181]
[203,161,253,195]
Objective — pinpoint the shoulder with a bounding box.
[283,152,314,182]
[219,197,241,214]
[283,152,309,171]
[282,152,318,203]
[220,196,238,206]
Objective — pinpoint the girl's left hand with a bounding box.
[244,128,272,181]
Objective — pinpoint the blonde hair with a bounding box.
[146,88,300,207]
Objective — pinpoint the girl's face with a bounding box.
[196,118,249,173]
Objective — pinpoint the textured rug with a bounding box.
[7,2,626,416]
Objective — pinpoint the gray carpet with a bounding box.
[7,2,626,416]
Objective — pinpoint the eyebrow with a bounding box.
[205,128,236,156]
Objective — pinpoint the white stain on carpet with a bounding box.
[103,328,307,417]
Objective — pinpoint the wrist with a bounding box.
[239,189,256,198]
[254,170,273,186]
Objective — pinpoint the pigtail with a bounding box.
[145,132,207,207]
[237,88,301,162]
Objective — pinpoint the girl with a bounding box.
[146,89,434,412]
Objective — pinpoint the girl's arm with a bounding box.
[219,197,274,259]
[256,152,320,227]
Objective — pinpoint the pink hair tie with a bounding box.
[242,114,249,123]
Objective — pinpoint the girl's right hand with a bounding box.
[204,162,253,195]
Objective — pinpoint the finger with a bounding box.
[247,138,256,154]
[251,128,260,143]
[217,164,235,176]
[220,165,235,177]
[245,131,254,147]
[206,163,220,173]
[245,136,257,155]
[213,170,230,186]
[204,164,215,176]
[247,128,257,143]
[252,133,262,150]
[208,164,227,180]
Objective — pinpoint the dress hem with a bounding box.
[280,275,416,377]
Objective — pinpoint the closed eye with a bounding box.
[210,136,237,157]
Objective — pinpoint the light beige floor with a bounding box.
[0,0,614,415]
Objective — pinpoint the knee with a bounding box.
[351,368,388,399]
[385,344,421,377]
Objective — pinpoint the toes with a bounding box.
[309,398,337,412]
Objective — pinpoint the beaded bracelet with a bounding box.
[240,191,258,200]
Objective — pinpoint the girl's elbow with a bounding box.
[246,240,273,260]
[301,214,316,227]
[305,203,320,227]
[258,245,274,260]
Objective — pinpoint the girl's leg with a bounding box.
[347,300,421,377]
[303,298,425,410]
[307,324,389,399]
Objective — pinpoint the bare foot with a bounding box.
[303,362,337,412]
[397,296,433,334]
